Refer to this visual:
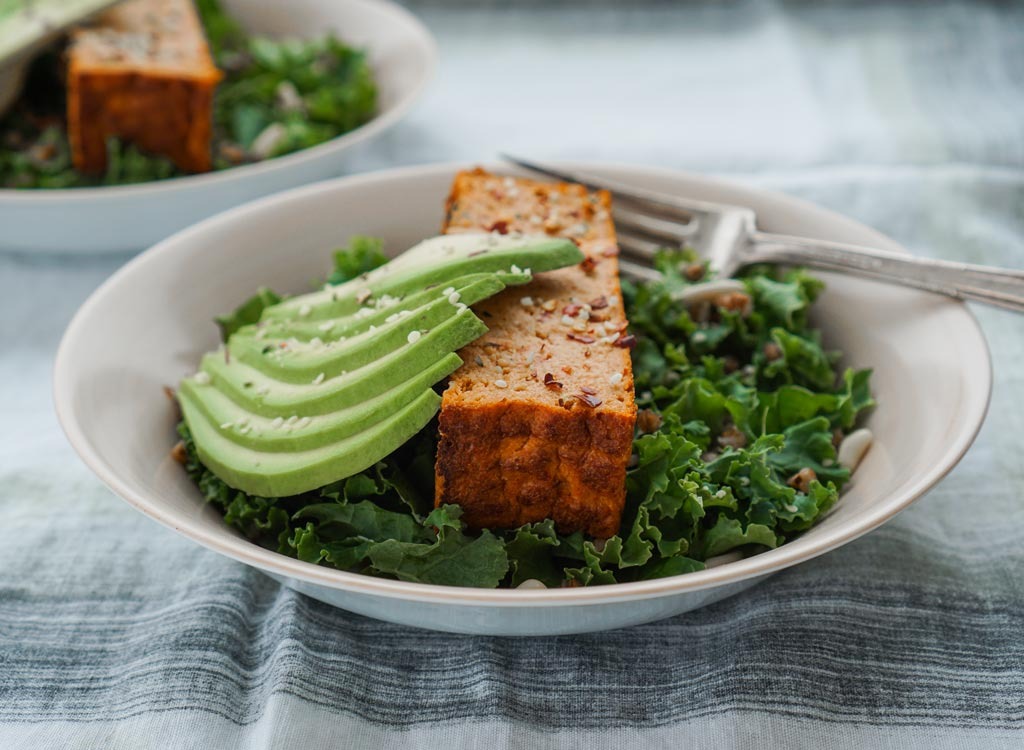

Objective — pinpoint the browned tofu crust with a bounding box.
[435,168,637,539]
[67,0,221,174]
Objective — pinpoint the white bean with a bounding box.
[250,123,287,159]
[516,578,547,590]
[672,279,746,304]
[838,428,873,473]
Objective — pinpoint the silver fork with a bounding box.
[503,156,1024,313]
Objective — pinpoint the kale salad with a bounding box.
[0,0,377,188]
[175,239,874,589]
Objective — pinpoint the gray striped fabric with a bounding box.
[2,1,1024,747]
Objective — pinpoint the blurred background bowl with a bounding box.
[0,0,436,255]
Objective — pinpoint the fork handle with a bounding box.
[749,231,1024,313]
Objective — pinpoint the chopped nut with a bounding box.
[718,425,747,449]
[636,409,662,434]
[574,392,602,408]
[715,291,752,316]
[684,263,705,281]
[568,333,596,344]
[613,334,637,350]
[170,441,187,465]
[543,373,563,390]
[763,342,783,361]
[787,467,817,494]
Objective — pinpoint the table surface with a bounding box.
[3,1,1024,748]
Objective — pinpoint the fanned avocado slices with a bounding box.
[177,233,583,497]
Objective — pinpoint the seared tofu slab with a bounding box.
[435,168,637,538]
[67,0,221,174]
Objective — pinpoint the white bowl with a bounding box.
[53,162,992,635]
[0,0,436,254]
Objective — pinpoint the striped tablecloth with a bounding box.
[2,1,1023,747]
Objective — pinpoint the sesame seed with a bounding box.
[494,379,508,388]
[823,458,835,467]
[448,292,461,305]
[609,372,623,385]
[692,332,707,343]
[271,417,284,428]
[286,415,298,425]
[255,329,267,339]
[561,315,575,326]
[257,385,270,396]
[572,321,588,332]
[714,489,727,499]
[407,330,422,344]
[239,426,251,435]
[520,296,533,307]
[309,337,322,347]
[318,321,335,332]
[784,504,799,513]
[298,304,312,317]
[456,303,468,313]
[443,287,455,296]
[510,264,523,275]
[541,299,557,312]
[297,417,312,429]
[312,372,325,385]
[193,371,211,385]
[220,421,233,429]
[523,268,532,275]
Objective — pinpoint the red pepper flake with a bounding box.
[601,246,619,257]
[543,373,563,390]
[562,303,582,317]
[568,333,596,344]
[580,256,598,273]
[467,249,488,258]
[279,342,288,348]
[613,334,637,349]
[580,386,597,395]
[574,392,602,408]
[589,296,608,309]
[488,220,510,235]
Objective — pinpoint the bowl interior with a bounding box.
[54,163,991,603]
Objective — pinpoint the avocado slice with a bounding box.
[178,232,584,497]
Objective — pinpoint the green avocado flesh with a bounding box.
[177,233,583,497]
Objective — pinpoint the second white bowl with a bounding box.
[0,0,436,254]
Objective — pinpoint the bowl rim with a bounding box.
[0,0,437,204]
[53,160,994,607]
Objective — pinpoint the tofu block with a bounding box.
[66,0,221,174]
[435,168,637,539]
